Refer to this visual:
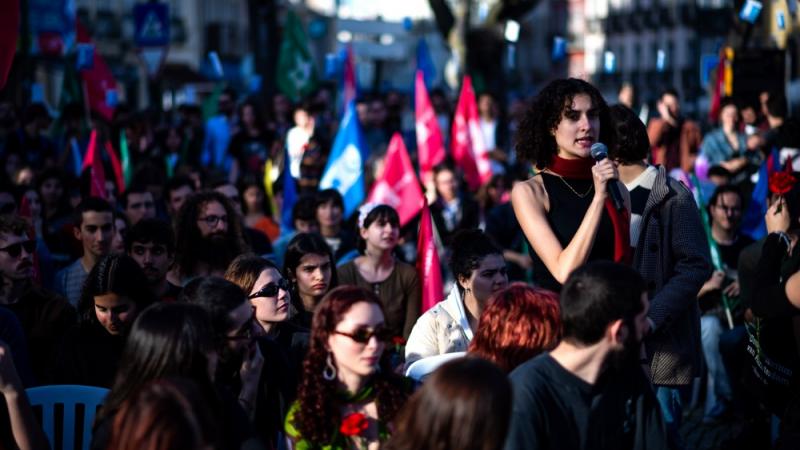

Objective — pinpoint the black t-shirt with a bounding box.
[504,353,670,450]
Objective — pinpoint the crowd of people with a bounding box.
[0,74,797,450]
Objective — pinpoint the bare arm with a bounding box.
[0,341,50,450]
[511,160,619,284]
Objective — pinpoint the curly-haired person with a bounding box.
[285,286,410,449]
[511,78,630,292]
[169,190,249,285]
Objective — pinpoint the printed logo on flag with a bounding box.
[603,51,616,74]
[552,36,567,61]
[739,0,763,24]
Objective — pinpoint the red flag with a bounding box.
[417,201,443,313]
[708,51,726,124]
[105,141,125,193]
[451,75,491,191]
[415,70,445,185]
[343,44,357,107]
[85,130,108,200]
[0,0,19,89]
[368,133,424,226]
[77,23,117,121]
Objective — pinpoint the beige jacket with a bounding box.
[404,286,472,368]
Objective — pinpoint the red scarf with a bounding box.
[548,156,632,265]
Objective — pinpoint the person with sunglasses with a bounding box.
[0,214,76,383]
[285,286,410,450]
[224,255,309,446]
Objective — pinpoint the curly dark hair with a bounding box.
[514,78,613,169]
[292,286,409,445]
[607,104,650,164]
[449,229,503,290]
[173,190,248,279]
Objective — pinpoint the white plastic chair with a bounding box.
[26,385,109,450]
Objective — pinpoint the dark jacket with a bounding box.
[430,194,480,245]
[3,284,77,384]
[51,321,125,388]
[635,166,712,386]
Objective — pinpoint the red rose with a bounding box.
[769,172,797,195]
[339,412,368,437]
[391,336,406,346]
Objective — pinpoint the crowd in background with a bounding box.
[0,74,797,450]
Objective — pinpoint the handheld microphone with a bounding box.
[590,143,625,211]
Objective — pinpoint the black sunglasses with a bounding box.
[248,278,290,299]
[333,326,393,344]
[0,240,36,258]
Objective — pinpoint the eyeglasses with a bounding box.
[0,240,36,258]
[248,278,290,299]
[333,326,393,344]
[197,215,228,227]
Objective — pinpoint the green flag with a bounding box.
[276,11,318,102]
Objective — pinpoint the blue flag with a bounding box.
[281,147,298,232]
[740,152,774,240]
[416,39,436,87]
[319,102,368,218]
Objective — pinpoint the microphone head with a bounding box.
[590,142,608,161]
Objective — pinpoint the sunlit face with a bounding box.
[360,217,399,252]
[293,253,333,300]
[125,192,156,225]
[327,302,386,381]
[434,169,459,202]
[129,241,172,283]
[249,268,290,329]
[94,293,138,335]
[660,93,680,118]
[458,254,508,303]
[168,185,193,216]
[196,201,228,237]
[75,211,114,258]
[553,94,599,160]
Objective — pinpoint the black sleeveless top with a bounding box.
[528,172,616,292]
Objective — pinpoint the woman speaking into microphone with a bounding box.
[511,78,632,291]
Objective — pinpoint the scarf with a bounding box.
[548,155,633,265]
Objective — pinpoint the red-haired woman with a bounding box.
[469,283,561,373]
[285,286,410,449]
[405,283,560,381]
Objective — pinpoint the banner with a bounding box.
[368,133,424,226]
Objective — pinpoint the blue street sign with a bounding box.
[134,2,170,47]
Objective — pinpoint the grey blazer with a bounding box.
[635,166,713,386]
